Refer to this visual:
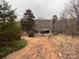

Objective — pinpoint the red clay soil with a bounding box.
[3,36,60,59]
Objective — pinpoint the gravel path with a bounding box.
[3,36,60,59]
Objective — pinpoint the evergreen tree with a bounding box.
[52,15,57,32]
[0,0,21,43]
[20,9,35,33]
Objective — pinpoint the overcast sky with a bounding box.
[6,0,68,19]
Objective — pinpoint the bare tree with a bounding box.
[60,12,68,33]
[65,0,79,31]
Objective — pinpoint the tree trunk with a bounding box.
[77,15,79,32]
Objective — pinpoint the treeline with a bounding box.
[52,0,79,34]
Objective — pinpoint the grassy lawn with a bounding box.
[0,39,27,59]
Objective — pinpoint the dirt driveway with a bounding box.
[3,36,60,59]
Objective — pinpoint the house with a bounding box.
[35,19,68,33]
[35,19,53,33]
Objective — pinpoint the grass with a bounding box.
[0,39,27,59]
[48,34,79,46]
[48,34,79,59]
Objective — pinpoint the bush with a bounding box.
[28,31,35,37]
[0,22,22,45]
[0,0,21,44]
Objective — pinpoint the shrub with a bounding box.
[0,0,21,44]
[28,31,35,37]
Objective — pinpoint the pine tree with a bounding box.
[20,9,35,33]
[0,0,21,43]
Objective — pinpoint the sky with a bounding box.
[6,0,68,19]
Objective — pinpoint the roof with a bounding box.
[35,19,53,31]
